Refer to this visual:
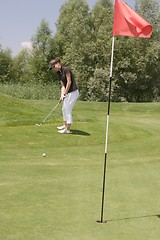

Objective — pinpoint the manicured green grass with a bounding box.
[0,94,160,240]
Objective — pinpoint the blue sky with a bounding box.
[0,0,135,56]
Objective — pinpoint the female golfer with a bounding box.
[49,57,79,134]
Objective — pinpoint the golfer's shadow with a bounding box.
[70,129,90,136]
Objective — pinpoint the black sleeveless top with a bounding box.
[57,67,78,93]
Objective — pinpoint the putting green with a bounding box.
[0,94,160,240]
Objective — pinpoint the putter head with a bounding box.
[35,123,41,127]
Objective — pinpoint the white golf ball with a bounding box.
[43,153,47,157]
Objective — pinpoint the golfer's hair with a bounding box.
[50,57,61,65]
[54,57,61,63]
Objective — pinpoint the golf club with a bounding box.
[35,100,61,127]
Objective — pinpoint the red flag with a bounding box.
[113,0,152,38]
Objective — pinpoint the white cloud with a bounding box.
[21,41,32,50]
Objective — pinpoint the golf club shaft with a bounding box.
[40,100,61,125]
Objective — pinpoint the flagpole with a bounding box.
[97,36,115,223]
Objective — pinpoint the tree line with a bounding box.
[0,0,160,102]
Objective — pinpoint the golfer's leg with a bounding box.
[66,90,79,126]
[62,101,67,127]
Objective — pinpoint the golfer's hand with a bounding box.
[60,94,67,101]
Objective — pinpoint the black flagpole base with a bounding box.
[96,220,107,224]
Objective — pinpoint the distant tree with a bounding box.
[87,68,110,101]
[30,19,54,83]
[11,49,32,83]
[89,0,113,66]
[0,45,13,83]
[113,36,157,102]
[145,41,160,101]
[86,0,113,101]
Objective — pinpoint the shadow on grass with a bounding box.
[70,129,90,136]
[107,214,160,222]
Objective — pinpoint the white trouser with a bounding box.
[62,89,79,124]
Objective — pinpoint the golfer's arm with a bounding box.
[61,83,65,98]
[65,72,71,94]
